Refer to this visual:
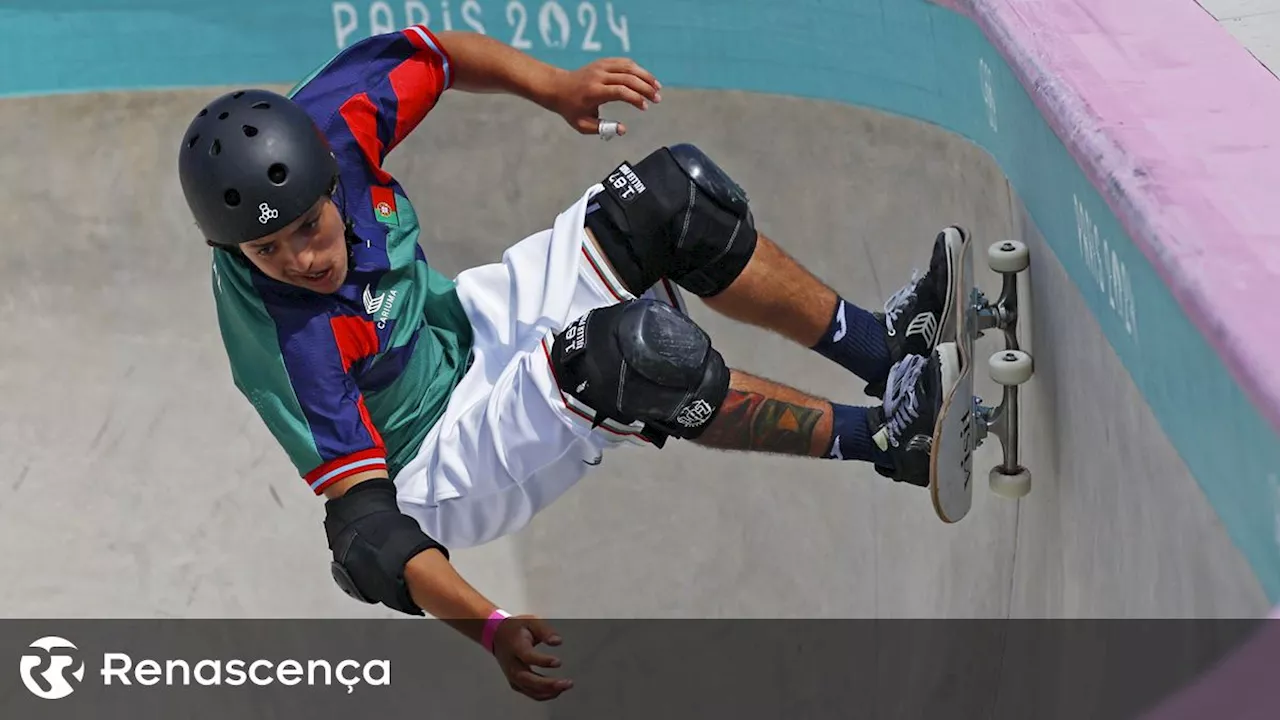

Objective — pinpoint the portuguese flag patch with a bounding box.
[371,186,399,226]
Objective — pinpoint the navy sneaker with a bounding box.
[865,342,960,487]
[865,227,964,399]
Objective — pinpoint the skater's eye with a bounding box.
[254,243,276,256]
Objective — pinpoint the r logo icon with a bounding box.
[19,636,85,700]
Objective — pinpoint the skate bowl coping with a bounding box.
[3,0,1279,604]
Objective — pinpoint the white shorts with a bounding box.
[392,185,687,548]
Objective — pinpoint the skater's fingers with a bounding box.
[513,682,569,703]
[515,643,562,669]
[605,72,661,103]
[600,57,662,88]
[599,83,651,112]
[512,668,573,697]
[587,117,626,138]
[523,616,564,646]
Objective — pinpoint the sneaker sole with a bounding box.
[934,227,966,346]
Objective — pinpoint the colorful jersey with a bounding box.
[212,25,474,495]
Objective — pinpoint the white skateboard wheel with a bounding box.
[988,240,1030,273]
[989,349,1033,385]
[990,466,1031,498]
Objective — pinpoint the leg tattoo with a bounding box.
[697,388,826,456]
[693,370,891,469]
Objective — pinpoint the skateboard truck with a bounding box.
[972,241,1033,499]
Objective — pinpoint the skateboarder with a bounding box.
[177,26,962,701]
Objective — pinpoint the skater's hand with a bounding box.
[551,58,662,136]
[491,615,573,701]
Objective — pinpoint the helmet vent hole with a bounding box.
[224,189,241,207]
[218,111,229,120]
[242,125,258,137]
[252,101,271,110]
[233,91,245,99]
[199,108,208,117]
[210,139,221,156]
[186,133,200,149]
[268,163,289,185]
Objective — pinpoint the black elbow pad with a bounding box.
[323,478,448,616]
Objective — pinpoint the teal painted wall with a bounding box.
[5,0,1277,601]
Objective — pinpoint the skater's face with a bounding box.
[240,196,348,293]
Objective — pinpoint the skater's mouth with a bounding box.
[297,267,332,285]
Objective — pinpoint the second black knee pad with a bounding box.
[587,144,758,298]
[549,299,730,445]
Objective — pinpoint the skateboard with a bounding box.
[929,231,1034,523]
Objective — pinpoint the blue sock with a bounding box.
[825,404,893,469]
[810,296,892,385]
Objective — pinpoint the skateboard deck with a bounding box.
[927,231,1034,523]
[930,232,978,523]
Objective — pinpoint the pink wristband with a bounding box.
[482,609,512,653]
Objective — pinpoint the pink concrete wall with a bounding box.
[939,0,1280,434]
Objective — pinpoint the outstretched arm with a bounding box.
[436,30,662,135]
[324,473,573,702]
[321,475,501,627]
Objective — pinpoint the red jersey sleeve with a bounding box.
[289,25,453,184]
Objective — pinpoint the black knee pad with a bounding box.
[586,143,758,298]
[550,299,730,445]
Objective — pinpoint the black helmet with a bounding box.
[178,89,339,247]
